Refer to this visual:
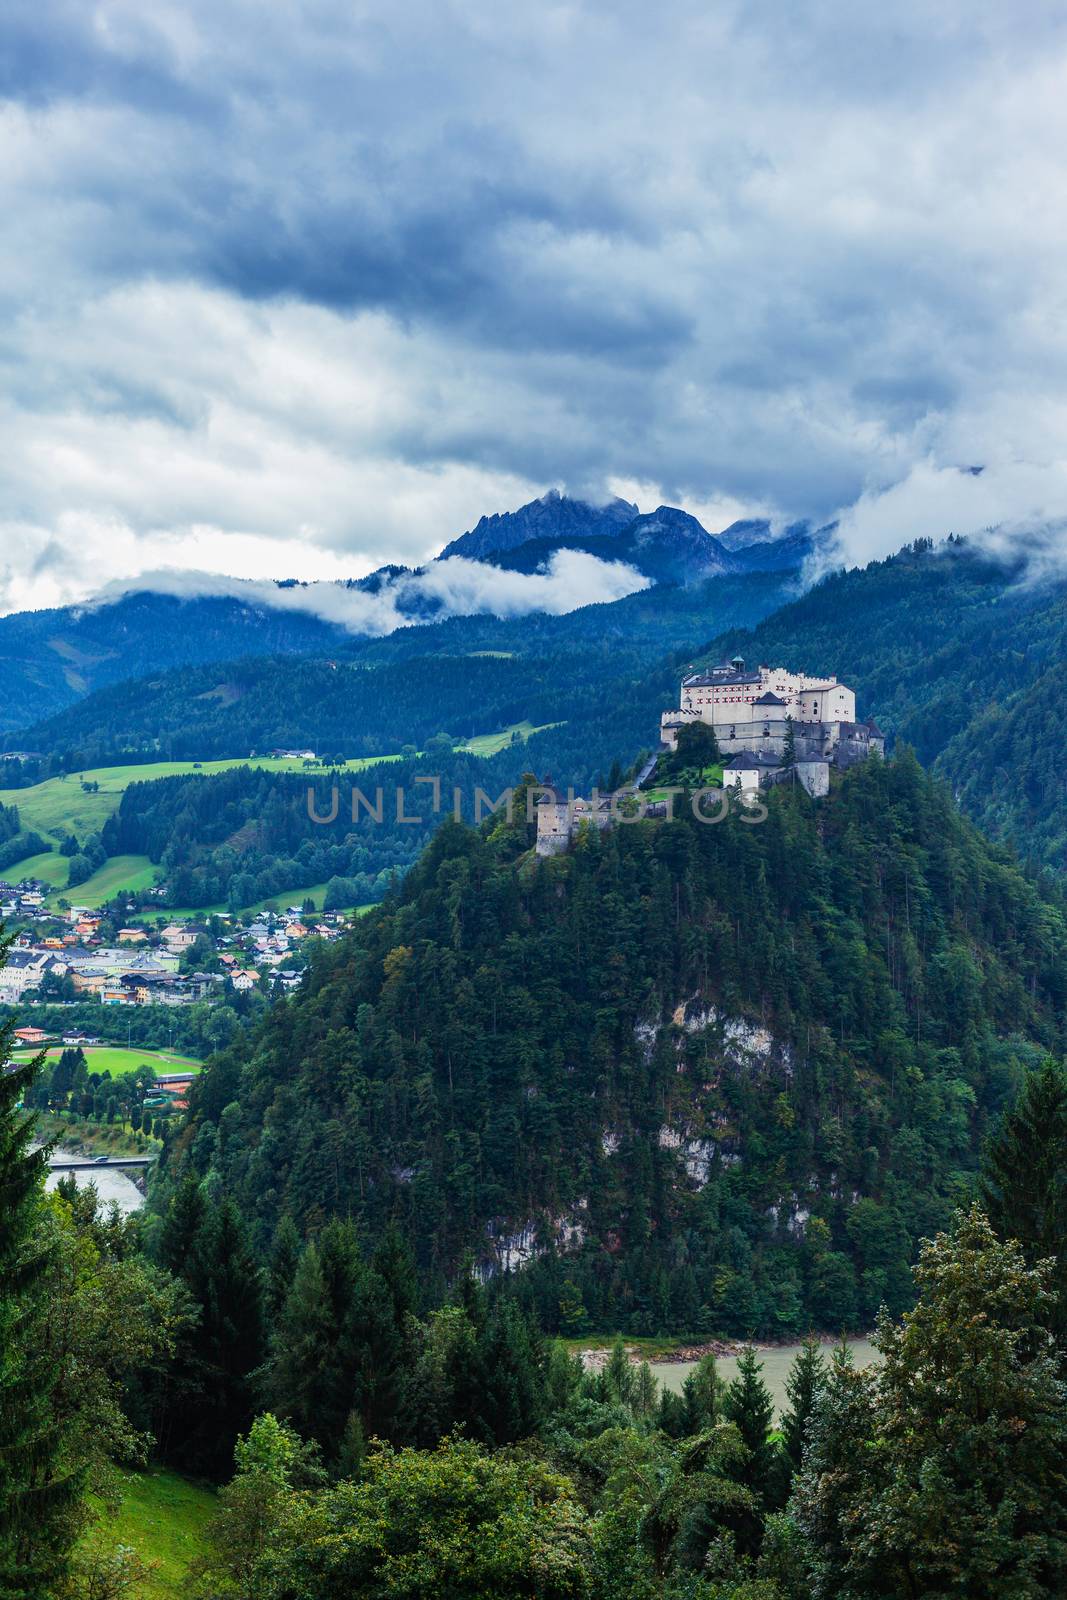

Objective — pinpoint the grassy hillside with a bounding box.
[463,720,563,756]
[84,1469,215,1599]
[0,754,405,845]
[2,850,70,888]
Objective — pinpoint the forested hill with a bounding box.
[0,589,352,733]
[169,754,1067,1338]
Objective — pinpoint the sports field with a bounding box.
[11,1045,202,1075]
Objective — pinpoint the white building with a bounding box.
[662,656,856,745]
[660,656,884,797]
[0,950,56,1004]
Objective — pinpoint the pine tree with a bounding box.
[372,1224,419,1329]
[186,1199,267,1478]
[633,1360,659,1421]
[267,1214,302,1320]
[781,1336,826,1473]
[680,1351,721,1434]
[475,1299,545,1444]
[0,1020,82,1595]
[599,1334,636,1406]
[981,1057,1067,1345]
[723,1348,777,1500]
[266,1242,340,1455]
[156,1171,207,1278]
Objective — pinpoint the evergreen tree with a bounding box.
[267,1214,302,1320]
[723,1348,777,1503]
[599,1334,636,1407]
[794,1208,1067,1599]
[679,1351,721,1435]
[632,1360,659,1421]
[265,1241,340,1455]
[266,1221,406,1462]
[781,1336,826,1473]
[186,1199,267,1477]
[156,1171,207,1278]
[0,1021,82,1595]
[981,1057,1067,1346]
[372,1224,419,1329]
[475,1299,545,1445]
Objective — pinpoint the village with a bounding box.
[0,881,351,1010]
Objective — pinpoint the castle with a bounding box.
[535,657,883,854]
[661,657,883,797]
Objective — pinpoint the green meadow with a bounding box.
[84,1469,215,1599]
[461,719,563,757]
[0,753,406,845]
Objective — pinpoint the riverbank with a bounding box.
[569,1330,874,1367]
[571,1333,880,1419]
[651,1337,878,1413]
[35,1112,160,1161]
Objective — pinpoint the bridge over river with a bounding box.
[47,1155,156,1172]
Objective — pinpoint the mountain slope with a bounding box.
[0,590,353,735]
[705,538,1067,868]
[12,570,797,774]
[477,503,815,585]
[0,493,803,734]
[173,754,1067,1336]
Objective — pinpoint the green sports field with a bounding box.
[11,1045,202,1076]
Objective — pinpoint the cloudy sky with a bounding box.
[3,0,1067,615]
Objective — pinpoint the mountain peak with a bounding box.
[439,491,639,561]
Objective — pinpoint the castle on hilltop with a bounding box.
[661,656,883,796]
[535,656,883,854]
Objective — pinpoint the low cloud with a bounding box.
[90,548,650,634]
[825,460,1067,578]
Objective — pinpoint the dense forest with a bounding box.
[6,788,1067,1599]
[99,755,502,910]
[161,753,1067,1339]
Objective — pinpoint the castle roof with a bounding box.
[683,665,761,688]
[725,752,780,770]
[753,691,787,705]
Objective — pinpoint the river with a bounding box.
[650,1336,877,1418]
[44,1150,145,1215]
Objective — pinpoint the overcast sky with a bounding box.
[3,0,1067,614]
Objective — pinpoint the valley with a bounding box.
[9,12,1067,1593]
[4,514,1067,1600]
